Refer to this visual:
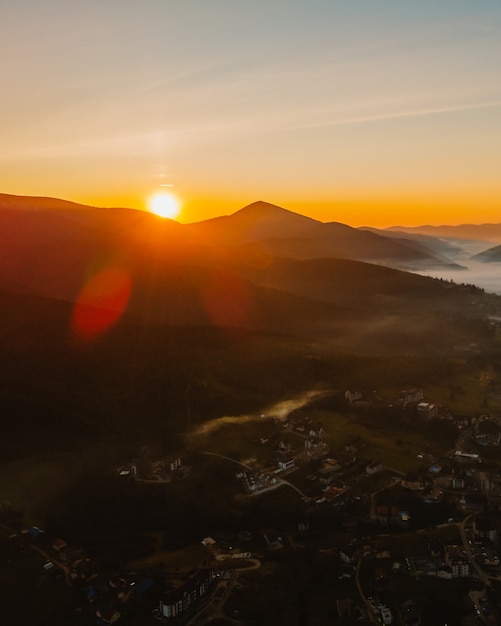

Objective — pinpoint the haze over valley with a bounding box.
[3,1,501,624]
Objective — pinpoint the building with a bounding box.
[397,388,424,405]
[160,569,216,619]
[372,505,410,527]
[417,402,438,420]
[474,516,497,542]
[379,606,393,624]
[339,545,357,564]
[366,461,383,475]
[401,473,424,491]
[445,545,470,577]
[345,390,364,405]
[277,458,295,471]
[451,471,467,490]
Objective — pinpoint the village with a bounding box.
[3,384,501,625]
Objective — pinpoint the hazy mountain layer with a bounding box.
[1,193,500,459]
[472,244,501,263]
[186,200,454,268]
[386,222,501,243]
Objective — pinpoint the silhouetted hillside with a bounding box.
[1,192,499,459]
[186,200,452,267]
[386,222,501,244]
[185,200,320,243]
[472,244,501,263]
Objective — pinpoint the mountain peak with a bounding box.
[234,200,318,223]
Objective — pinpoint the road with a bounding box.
[202,451,311,499]
[0,521,72,586]
[459,515,501,586]
[355,557,378,624]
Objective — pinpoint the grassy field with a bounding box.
[378,361,501,416]
[185,406,435,476]
[128,541,210,572]
[0,456,74,523]
[306,410,433,473]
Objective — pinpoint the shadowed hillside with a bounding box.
[472,244,501,263]
[386,222,501,244]
[1,193,500,461]
[186,200,454,268]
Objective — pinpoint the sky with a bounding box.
[1,0,501,226]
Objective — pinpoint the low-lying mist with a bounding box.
[415,240,501,295]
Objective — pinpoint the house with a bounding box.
[401,473,424,491]
[308,422,325,438]
[52,538,67,552]
[201,537,216,548]
[417,402,438,420]
[454,449,478,461]
[166,456,182,471]
[339,545,357,564]
[474,516,497,542]
[278,440,292,453]
[450,561,469,577]
[437,565,453,579]
[345,390,364,405]
[366,461,382,475]
[475,417,501,447]
[397,388,424,405]
[96,602,121,624]
[305,439,327,455]
[476,471,493,492]
[444,545,470,577]
[160,569,216,619]
[451,471,467,490]
[375,547,391,559]
[379,606,393,624]
[372,505,410,526]
[277,458,295,471]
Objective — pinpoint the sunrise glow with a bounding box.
[148,193,181,220]
[1,2,501,226]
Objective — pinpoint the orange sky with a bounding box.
[2,1,500,227]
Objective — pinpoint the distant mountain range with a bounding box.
[185,200,461,269]
[2,193,500,299]
[385,222,501,244]
[472,244,501,263]
[0,192,496,330]
[1,192,499,455]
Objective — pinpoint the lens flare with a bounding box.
[72,266,132,340]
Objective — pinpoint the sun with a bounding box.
[148,192,181,219]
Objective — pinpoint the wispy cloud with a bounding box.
[288,100,501,131]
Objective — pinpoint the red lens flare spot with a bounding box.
[72,267,132,340]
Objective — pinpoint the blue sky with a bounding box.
[1,0,500,225]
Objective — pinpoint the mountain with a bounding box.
[186,201,456,268]
[186,200,320,242]
[360,226,465,261]
[0,192,494,344]
[0,194,455,307]
[472,244,501,263]
[385,222,501,244]
[0,193,187,299]
[1,192,500,461]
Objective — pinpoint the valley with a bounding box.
[2,194,501,625]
